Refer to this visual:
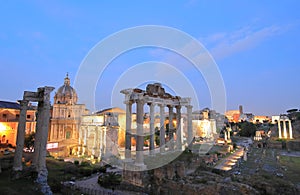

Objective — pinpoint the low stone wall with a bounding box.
[287,140,300,151]
[0,155,14,171]
[268,141,282,149]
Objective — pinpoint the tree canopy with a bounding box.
[238,121,257,137]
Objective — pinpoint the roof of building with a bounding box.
[96,107,125,114]
[0,101,20,109]
[0,100,36,110]
[54,74,78,104]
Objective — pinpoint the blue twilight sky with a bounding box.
[0,1,300,116]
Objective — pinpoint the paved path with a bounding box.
[69,174,145,195]
[214,146,244,171]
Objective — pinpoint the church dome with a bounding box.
[54,74,78,104]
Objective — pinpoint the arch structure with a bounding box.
[120,83,193,168]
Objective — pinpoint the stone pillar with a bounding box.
[83,127,88,155]
[36,87,54,173]
[135,99,145,166]
[78,128,82,156]
[98,127,103,161]
[278,120,282,139]
[159,104,165,153]
[283,119,287,139]
[13,100,29,171]
[32,101,43,168]
[125,101,132,160]
[35,87,54,195]
[168,105,174,151]
[149,103,155,156]
[227,128,231,140]
[176,105,182,151]
[92,130,97,158]
[186,105,193,148]
[288,120,293,139]
[103,127,107,155]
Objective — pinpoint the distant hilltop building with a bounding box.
[225,105,257,123]
[0,100,36,145]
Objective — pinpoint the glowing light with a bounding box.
[0,123,9,132]
[222,166,232,171]
[227,162,235,166]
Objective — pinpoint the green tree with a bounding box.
[238,121,257,137]
[98,172,122,189]
[24,132,35,149]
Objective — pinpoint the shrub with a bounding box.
[98,172,122,189]
[74,160,79,165]
[79,167,93,177]
[80,161,90,167]
[98,166,107,173]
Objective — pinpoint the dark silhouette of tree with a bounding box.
[24,132,35,150]
[238,121,257,137]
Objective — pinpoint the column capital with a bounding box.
[186,105,193,109]
[17,99,29,107]
[124,100,134,105]
[135,98,145,105]
[167,104,174,109]
[175,105,181,109]
[147,102,156,107]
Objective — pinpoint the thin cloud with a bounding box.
[205,25,286,60]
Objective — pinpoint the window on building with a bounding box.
[27,115,31,119]
[1,135,6,143]
[66,131,71,139]
[16,114,20,119]
[2,114,7,118]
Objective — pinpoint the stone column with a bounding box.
[283,119,287,139]
[36,87,54,173]
[288,120,293,139]
[92,129,97,158]
[227,127,231,140]
[159,104,165,153]
[135,99,145,166]
[32,101,44,168]
[176,105,182,151]
[186,105,193,148]
[168,105,174,151]
[149,103,155,156]
[83,126,88,155]
[35,87,54,195]
[13,100,29,171]
[98,127,103,161]
[103,127,107,155]
[78,128,82,156]
[125,101,132,160]
[278,120,282,139]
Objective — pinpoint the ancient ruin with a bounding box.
[120,83,193,168]
[277,115,293,139]
[13,86,54,195]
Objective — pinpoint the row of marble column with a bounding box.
[277,119,293,139]
[78,126,106,160]
[124,99,193,166]
[13,87,54,175]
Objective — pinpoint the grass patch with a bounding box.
[0,157,104,194]
[279,155,300,184]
